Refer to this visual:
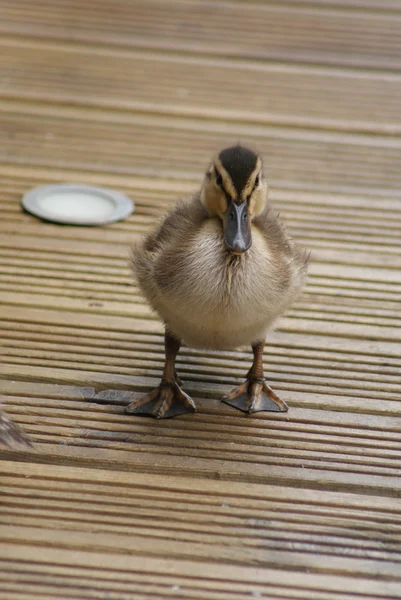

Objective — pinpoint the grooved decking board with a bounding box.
[1,0,401,70]
[1,460,401,572]
[1,105,401,194]
[1,462,401,599]
[3,170,401,257]
[1,0,401,598]
[1,39,401,135]
[1,379,401,494]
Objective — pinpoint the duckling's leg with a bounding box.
[222,341,288,413]
[125,330,196,419]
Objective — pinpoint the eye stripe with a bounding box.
[241,165,262,201]
[251,177,259,195]
[213,159,237,199]
[245,176,260,202]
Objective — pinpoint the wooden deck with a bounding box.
[1,1,401,598]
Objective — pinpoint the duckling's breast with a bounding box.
[150,219,294,349]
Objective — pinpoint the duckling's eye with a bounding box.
[215,172,223,187]
[254,175,260,187]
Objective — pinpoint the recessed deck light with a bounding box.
[21,183,134,225]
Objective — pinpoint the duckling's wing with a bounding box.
[148,195,208,252]
[254,203,309,269]
[131,195,208,303]
[132,195,207,271]
[253,203,309,306]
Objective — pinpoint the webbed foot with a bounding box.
[125,381,196,419]
[221,378,288,414]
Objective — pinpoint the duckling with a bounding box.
[126,145,308,418]
[0,408,31,447]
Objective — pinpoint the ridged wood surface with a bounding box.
[1,1,401,599]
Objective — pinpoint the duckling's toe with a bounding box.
[125,382,196,419]
[222,380,288,414]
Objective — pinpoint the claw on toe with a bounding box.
[222,379,288,414]
[125,382,196,419]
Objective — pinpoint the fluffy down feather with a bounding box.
[132,193,308,350]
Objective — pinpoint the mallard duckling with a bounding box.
[126,145,308,418]
[0,408,31,447]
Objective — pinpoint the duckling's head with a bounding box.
[201,145,266,255]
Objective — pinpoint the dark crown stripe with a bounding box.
[218,145,258,196]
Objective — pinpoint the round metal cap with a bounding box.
[21,183,134,226]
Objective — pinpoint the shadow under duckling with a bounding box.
[126,145,309,418]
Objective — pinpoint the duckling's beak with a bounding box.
[223,199,252,255]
